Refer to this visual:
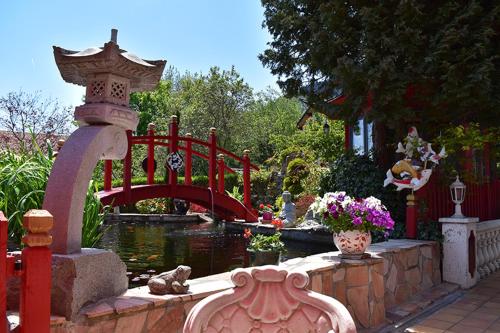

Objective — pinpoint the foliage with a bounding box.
[244,219,285,252]
[135,198,173,214]
[260,1,500,135]
[319,152,405,225]
[0,142,109,246]
[311,192,395,234]
[283,158,309,196]
[434,123,500,181]
[417,221,443,243]
[226,186,243,202]
[0,141,53,241]
[0,90,72,151]
[82,181,111,247]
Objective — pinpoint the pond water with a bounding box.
[98,221,336,288]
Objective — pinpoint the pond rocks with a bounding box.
[148,265,191,295]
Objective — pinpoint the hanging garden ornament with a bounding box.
[166,152,184,172]
[141,157,157,174]
[383,127,446,192]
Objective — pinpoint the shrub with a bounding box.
[319,152,405,229]
[283,158,309,196]
[135,198,173,214]
[250,170,280,206]
[295,194,317,218]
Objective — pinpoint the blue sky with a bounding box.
[0,0,277,107]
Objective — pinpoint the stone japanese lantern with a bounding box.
[42,30,165,319]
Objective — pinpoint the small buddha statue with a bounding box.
[279,191,297,227]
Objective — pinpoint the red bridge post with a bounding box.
[123,130,132,202]
[243,149,252,209]
[406,193,417,238]
[185,133,192,185]
[169,116,179,187]
[217,154,225,193]
[0,212,7,332]
[103,160,112,191]
[147,123,156,185]
[208,128,217,191]
[20,210,52,333]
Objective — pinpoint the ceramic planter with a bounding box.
[247,249,280,266]
[262,212,273,222]
[333,230,372,259]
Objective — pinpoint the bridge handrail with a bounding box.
[131,135,259,170]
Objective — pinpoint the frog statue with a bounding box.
[279,191,297,227]
[148,265,191,295]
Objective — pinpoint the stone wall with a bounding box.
[46,240,441,332]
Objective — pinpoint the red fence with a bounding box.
[418,178,500,221]
[103,116,259,210]
[0,210,52,333]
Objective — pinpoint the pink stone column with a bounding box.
[43,125,127,254]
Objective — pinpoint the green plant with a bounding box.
[417,221,443,243]
[226,186,243,202]
[283,158,309,196]
[135,198,173,214]
[82,181,111,247]
[244,219,285,252]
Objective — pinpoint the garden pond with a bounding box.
[98,220,336,287]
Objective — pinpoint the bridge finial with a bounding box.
[218,153,224,160]
[210,127,216,134]
[243,149,250,156]
[147,123,156,131]
[186,133,192,137]
[170,115,178,124]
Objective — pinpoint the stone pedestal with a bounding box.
[51,248,128,320]
[439,217,479,288]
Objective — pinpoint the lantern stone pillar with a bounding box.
[439,217,479,288]
[41,29,166,319]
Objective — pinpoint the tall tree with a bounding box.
[259,1,500,138]
[0,90,72,151]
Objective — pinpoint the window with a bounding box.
[349,118,373,155]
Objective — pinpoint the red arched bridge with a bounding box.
[98,116,259,221]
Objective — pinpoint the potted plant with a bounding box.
[311,192,395,258]
[244,219,285,266]
[259,203,274,222]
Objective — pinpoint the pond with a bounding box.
[98,220,336,287]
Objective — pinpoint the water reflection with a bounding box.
[99,221,336,287]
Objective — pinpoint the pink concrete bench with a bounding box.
[183,266,357,333]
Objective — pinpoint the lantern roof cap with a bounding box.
[53,29,166,92]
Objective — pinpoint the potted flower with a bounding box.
[259,203,274,222]
[244,219,285,266]
[311,192,395,258]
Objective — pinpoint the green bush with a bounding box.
[319,152,405,231]
[136,198,173,214]
[250,170,280,206]
[283,158,309,196]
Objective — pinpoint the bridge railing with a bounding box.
[103,115,259,209]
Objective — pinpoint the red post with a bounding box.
[147,123,156,185]
[217,154,225,193]
[185,133,193,185]
[20,210,52,333]
[406,193,417,239]
[104,160,112,191]
[243,149,252,209]
[0,212,7,333]
[168,116,179,186]
[208,128,217,190]
[123,130,132,202]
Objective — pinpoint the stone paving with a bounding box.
[406,271,500,333]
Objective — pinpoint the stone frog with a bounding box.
[148,265,191,295]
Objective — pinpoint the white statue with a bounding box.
[279,191,297,227]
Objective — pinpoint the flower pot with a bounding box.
[262,212,273,222]
[247,249,280,266]
[333,230,372,259]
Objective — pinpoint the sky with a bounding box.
[0,0,278,107]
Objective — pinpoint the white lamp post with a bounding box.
[450,175,466,218]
